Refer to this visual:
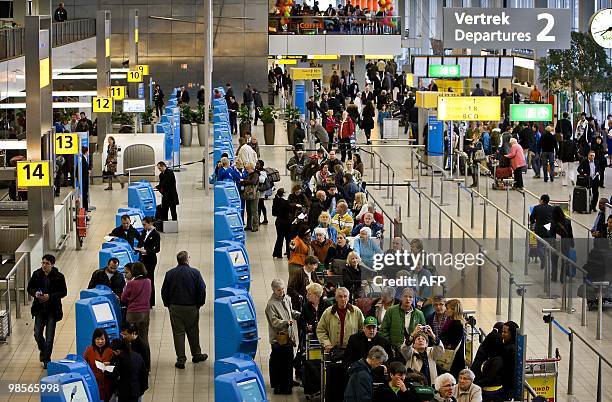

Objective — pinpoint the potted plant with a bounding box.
[193,104,208,146]
[140,105,154,133]
[111,111,135,133]
[283,105,301,145]
[237,104,252,137]
[261,106,277,145]
[180,104,194,147]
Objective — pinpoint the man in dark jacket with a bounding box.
[156,161,179,221]
[54,2,67,22]
[540,126,558,182]
[161,251,208,369]
[308,190,328,230]
[252,88,264,125]
[88,257,126,298]
[577,150,601,211]
[530,194,554,270]
[110,214,141,248]
[287,256,321,310]
[27,254,67,368]
[243,83,253,113]
[177,86,190,104]
[344,345,388,402]
[138,217,160,307]
[555,112,573,141]
[345,317,395,378]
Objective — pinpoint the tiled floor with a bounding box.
[0,120,610,402]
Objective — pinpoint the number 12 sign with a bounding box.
[17,161,50,187]
[93,96,113,113]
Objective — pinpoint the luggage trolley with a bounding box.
[303,335,323,401]
[524,357,560,401]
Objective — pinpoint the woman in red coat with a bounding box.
[338,110,355,162]
[83,328,115,401]
[505,138,526,190]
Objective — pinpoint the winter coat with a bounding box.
[339,117,356,139]
[505,143,526,170]
[401,339,445,386]
[157,169,179,205]
[316,303,364,349]
[380,305,426,347]
[344,358,374,402]
[265,292,300,345]
[27,267,67,321]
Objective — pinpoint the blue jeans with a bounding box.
[531,153,541,176]
[34,313,57,362]
[541,152,555,180]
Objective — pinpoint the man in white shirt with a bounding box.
[237,137,258,167]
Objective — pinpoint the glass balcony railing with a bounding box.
[269,15,401,35]
[0,18,96,61]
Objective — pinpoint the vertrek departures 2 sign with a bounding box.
[443,8,571,49]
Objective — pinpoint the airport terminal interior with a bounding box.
[0,0,612,401]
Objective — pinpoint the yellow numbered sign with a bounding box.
[16,161,50,187]
[109,86,125,100]
[55,133,79,155]
[137,64,149,75]
[127,70,143,82]
[93,96,113,113]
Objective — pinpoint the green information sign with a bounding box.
[510,104,553,122]
[428,64,460,78]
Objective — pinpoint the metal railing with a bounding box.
[567,326,612,402]
[268,15,402,35]
[0,19,95,61]
[0,252,29,336]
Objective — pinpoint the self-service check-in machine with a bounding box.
[214,181,242,212]
[215,370,268,402]
[214,206,245,247]
[127,181,157,218]
[75,297,120,355]
[40,373,93,402]
[214,294,258,360]
[80,285,122,328]
[115,207,145,236]
[214,354,265,395]
[98,240,138,273]
[47,354,100,402]
[214,139,234,165]
[214,245,251,299]
[157,121,174,161]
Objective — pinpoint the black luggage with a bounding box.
[303,359,321,397]
[576,175,591,188]
[572,186,590,213]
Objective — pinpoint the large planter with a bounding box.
[181,123,192,147]
[286,122,296,145]
[239,122,251,137]
[198,123,207,146]
[263,122,275,145]
[142,124,153,133]
[112,123,122,132]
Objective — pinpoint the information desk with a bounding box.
[115,207,145,235]
[214,181,242,212]
[80,285,122,328]
[214,294,259,360]
[127,181,157,218]
[214,206,246,247]
[214,245,251,299]
[40,373,93,402]
[75,297,120,355]
[47,354,100,402]
[214,353,265,388]
[215,370,268,402]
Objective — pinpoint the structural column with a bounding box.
[203,0,212,195]
[128,9,139,99]
[96,10,111,152]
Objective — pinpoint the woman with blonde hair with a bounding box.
[440,298,466,378]
[345,159,362,185]
[312,211,338,243]
[351,192,368,218]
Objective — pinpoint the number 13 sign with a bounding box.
[17,161,50,187]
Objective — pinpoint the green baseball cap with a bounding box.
[364,316,378,327]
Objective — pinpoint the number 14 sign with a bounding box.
[17,161,50,187]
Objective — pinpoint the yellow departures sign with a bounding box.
[437,96,501,121]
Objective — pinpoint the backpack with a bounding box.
[258,173,273,192]
[265,167,281,182]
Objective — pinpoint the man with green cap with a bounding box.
[344,315,396,381]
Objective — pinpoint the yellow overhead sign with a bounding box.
[109,86,125,100]
[55,133,79,155]
[290,68,322,80]
[17,161,50,187]
[127,70,143,82]
[93,96,113,113]
[308,55,339,60]
[437,96,501,121]
[137,64,149,75]
[415,91,460,109]
[276,59,297,65]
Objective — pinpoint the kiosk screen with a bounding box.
[227,187,239,199]
[92,303,114,323]
[138,188,150,199]
[115,251,131,268]
[228,214,241,228]
[130,214,143,230]
[232,301,253,322]
[236,378,264,402]
[62,380,89,402]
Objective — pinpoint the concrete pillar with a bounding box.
[354,56,367,89]
[420,0,431,54]
[578,0,595,33]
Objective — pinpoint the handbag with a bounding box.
[243,185,257,200]
[436,342,462,372]
[474,149,486,162]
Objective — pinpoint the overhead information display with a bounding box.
[437,96,501,121]
[443,8,571,49]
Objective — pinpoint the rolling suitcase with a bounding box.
[572,186,590,213]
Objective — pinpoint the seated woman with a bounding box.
[353,226,383,270]
[311,227,333,265]
[312,211,338,243]
[325,232,353,274]
[83,328,114,402]
[401,325,444,386]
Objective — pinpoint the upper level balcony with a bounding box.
[268,15,402,55]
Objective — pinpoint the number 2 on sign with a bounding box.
[93,97,113,113]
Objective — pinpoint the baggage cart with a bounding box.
[524,357,560,402]
[303,335,323,400]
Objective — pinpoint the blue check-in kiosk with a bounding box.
[214,354,265,394]
[214,181,241,211]
[214,140,234,166]
[99,240,138,273]
[40,373,93,402]
[214,245,251,299]
[214,294,258,360]
[47,354,100,402]
[80,285,122,327]
[215,370,268,402]
[115,207,145,235]
[127,181,157,218]
[157,121,174,161]
[214,206,245,247]
[75,297,120,355]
